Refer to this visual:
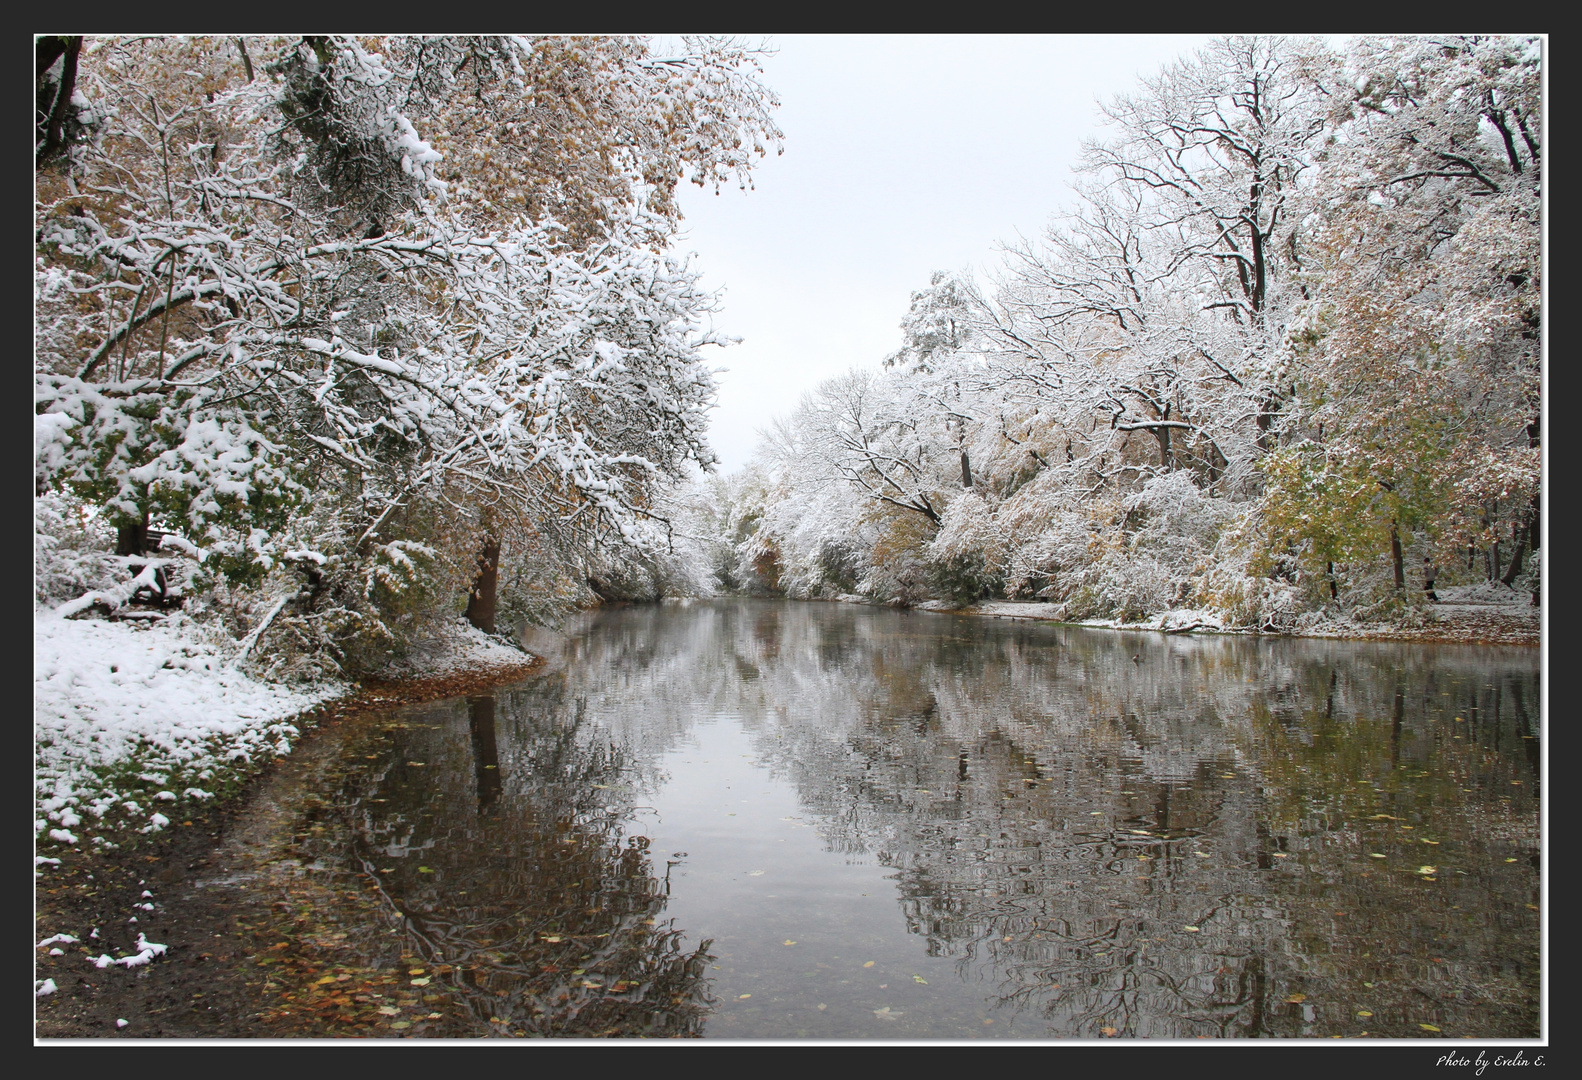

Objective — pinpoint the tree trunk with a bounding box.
[1501,537,1527,586]
[959,449,973,488]
[464,536,501,635]
[1326,561,1338,602]
[1390,523,1405,592]
[116,517,150,557]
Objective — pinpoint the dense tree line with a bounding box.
[716,35,1540,627]
[35,35,780,674]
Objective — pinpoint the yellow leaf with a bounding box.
[1285,993,1306,1004]
[913,975,928,984]
[1420,1023,1441,1032]
[1182,926,1200,933]
[1100,1026,1118,1036]
[1357,1011,1373,1017]
[738,994,751,999]
[863,961,875,968]
[783,940,797,946]
[1417,866,1437,875]
[1369,853,1386,859]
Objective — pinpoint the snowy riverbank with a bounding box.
[918,583,1541,647]
[34,609,533,860]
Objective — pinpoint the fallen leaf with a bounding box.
[1371,814,1398,820]
[408,968,424,975]
[864,961,875,968]
[407,762,425,767]
[418,866,434,874]
[1420,1023,1442,1032]
[1369,853,1387,859]
[913,975,928,984]
[540,935,562,943]
[1357,1011,1373,1018]
[1285,993,1307,1004]
[873,1007,902,1020]
[1417,866,1438,876]
[1182,926,1200,933]
[390,1020,411,1029]
[1002,936,1012,943]
[738,994,751,999]
[1100,1026,1118,1036]
[1272,853,1289,858]
[411,977,430,986]
[817,1003,826,1011]
[1506,858,1518,863]
[315,976,336,985]
[783,940,797,946]
[377,1006,400,1016]
[748,870,765,876]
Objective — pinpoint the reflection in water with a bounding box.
[284,599,1539,1039]
[295,683,714,1037]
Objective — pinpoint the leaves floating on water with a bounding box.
[863,961,875,968]
[1420,1023,1442,1032]
[912,975,927,984]
[873,1007,902,1020]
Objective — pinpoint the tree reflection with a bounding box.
[299,683,715,1038]
[285,600,1537,1039]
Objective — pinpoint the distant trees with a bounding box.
[735,34,1539,623]
[35,34,781,665]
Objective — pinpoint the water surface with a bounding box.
[280,599,1541,1039]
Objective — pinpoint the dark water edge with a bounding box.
[206,598,1541,1040]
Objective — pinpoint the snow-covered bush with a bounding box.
[34,491,118,608]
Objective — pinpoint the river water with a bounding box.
[270,598,1542,1039]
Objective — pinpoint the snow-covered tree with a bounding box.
[35,34,782,662]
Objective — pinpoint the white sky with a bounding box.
[670,34,1223,474]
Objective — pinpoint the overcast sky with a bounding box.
[668,34,1223,474]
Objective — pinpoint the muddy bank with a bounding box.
[34,658,541,1040]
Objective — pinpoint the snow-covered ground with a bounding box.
[34,609,533,860]
[34,610,345,854]
[913,587,1539,645]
